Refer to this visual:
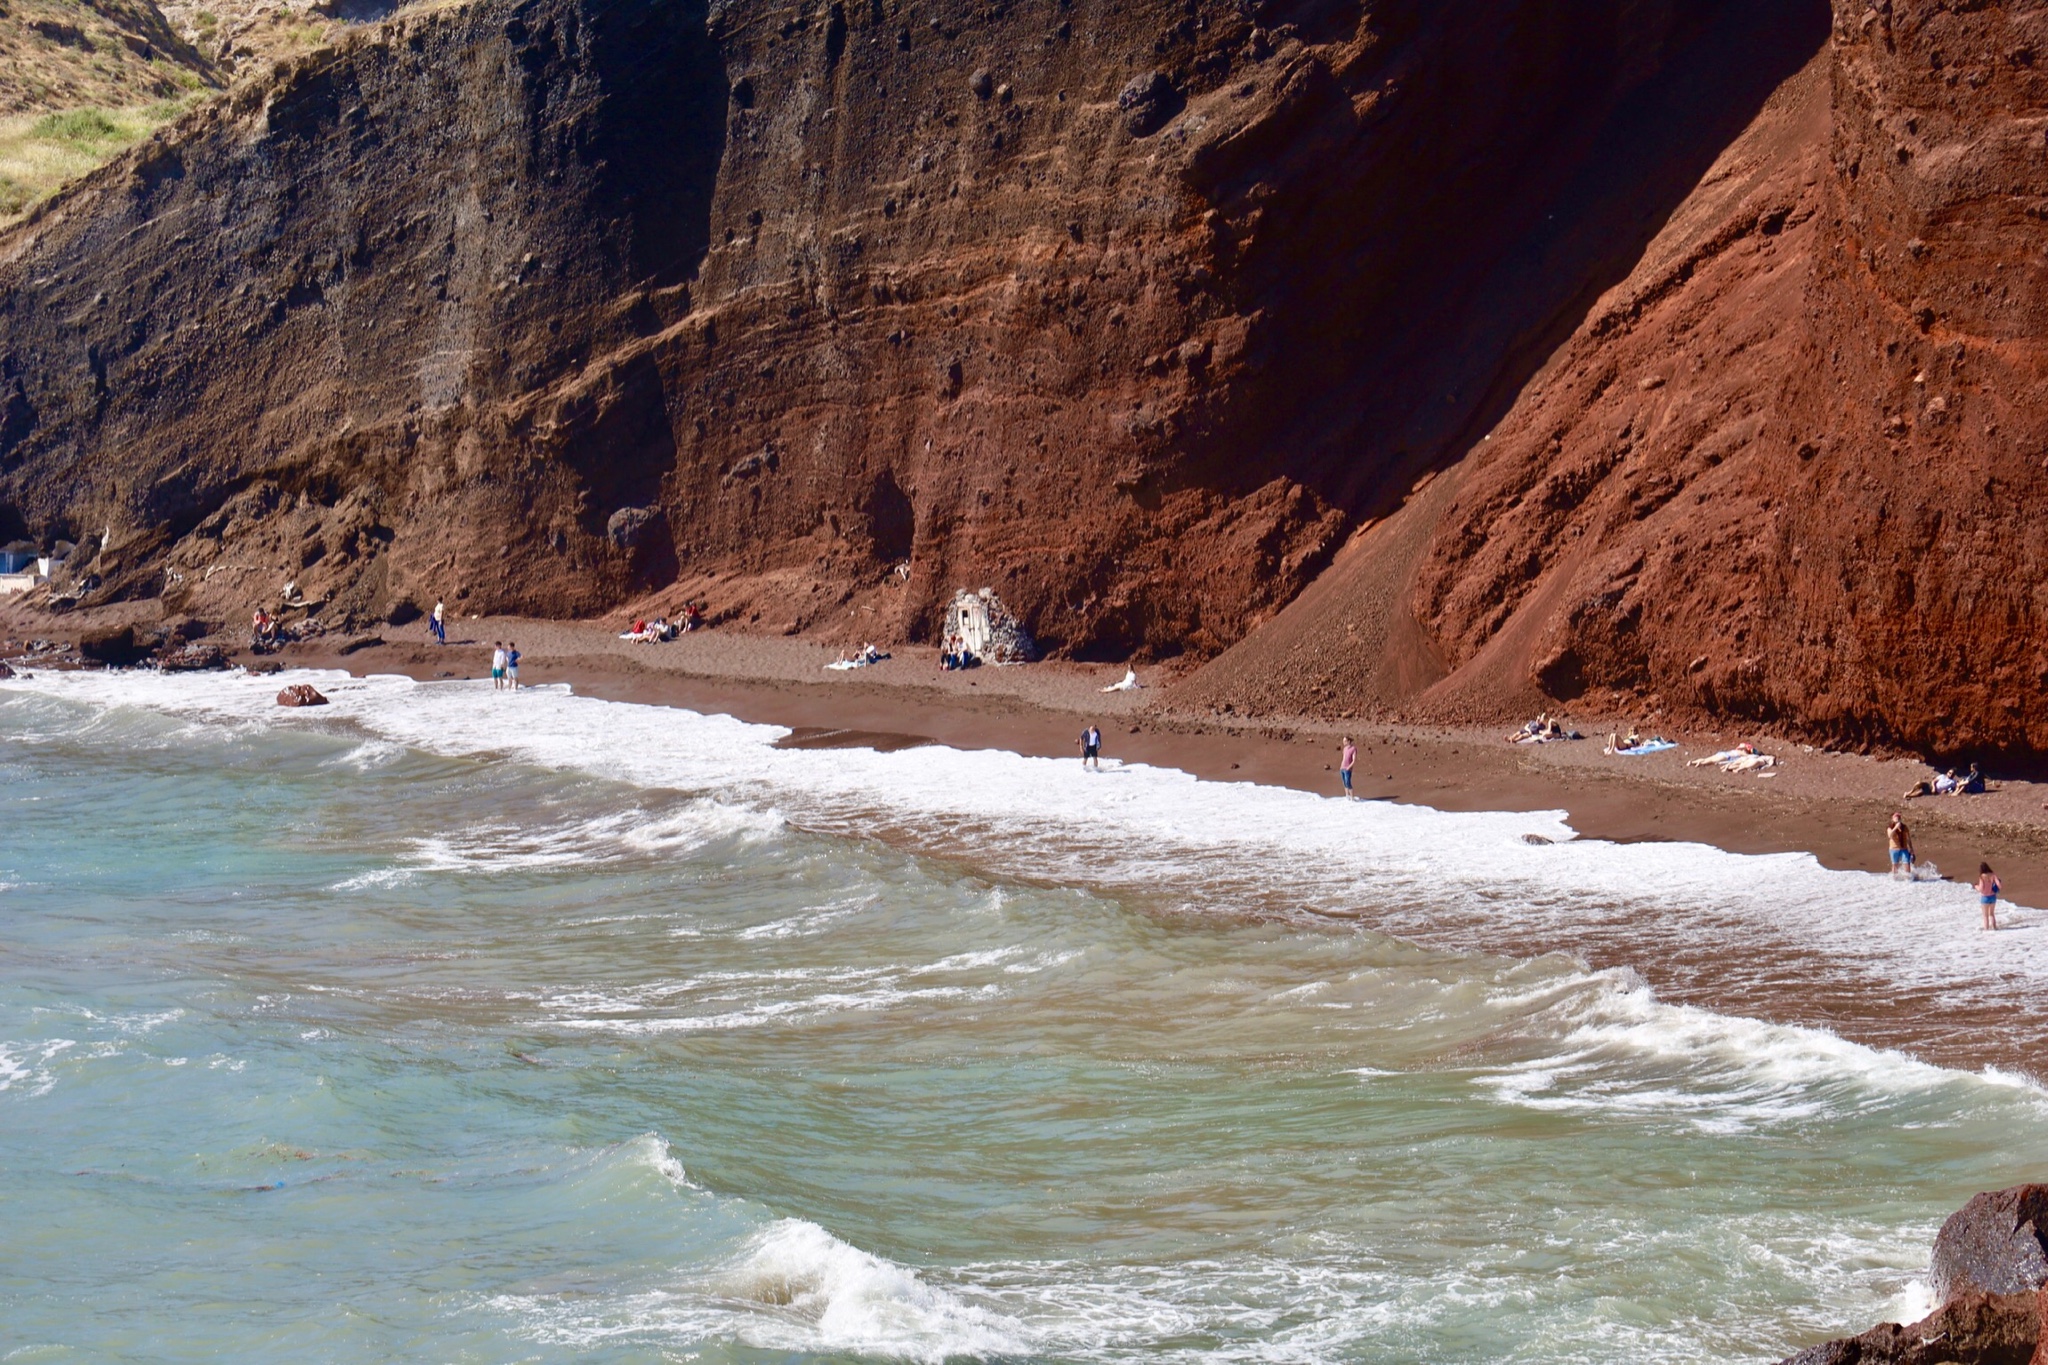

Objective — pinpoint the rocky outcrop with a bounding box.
[1781,1184,2048,1365]
[0,0,1828,663]
[1783,1289,2045,1365]
[1934,1187,2048,1304]
[276,682,327,705]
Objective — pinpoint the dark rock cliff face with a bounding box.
[0,0,1829,660]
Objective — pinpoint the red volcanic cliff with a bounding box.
[4,0,2046,756]
[1184,0,2048,759]
[0,0,1820,651]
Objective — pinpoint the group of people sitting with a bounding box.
[250,608,297,653]
[1506,713,1580,743]
[1904,762,1986,798]
[938,635,980,671]
[620,604,706,644]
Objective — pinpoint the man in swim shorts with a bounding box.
[1079,723,1102,771]
[505,642,520,691]
[1340,737,1356,798]
[490,641,506,691]
[1887,813,1914,876]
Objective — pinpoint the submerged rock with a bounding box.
[276,684,328,707]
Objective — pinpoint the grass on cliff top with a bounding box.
[0,97,196,223]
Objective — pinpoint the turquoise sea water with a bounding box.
[3,674,2046,1362]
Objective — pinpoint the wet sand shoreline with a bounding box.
[9,611,2047,1076]
[261,617,2048,912]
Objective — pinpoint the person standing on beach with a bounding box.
[1887,813,1915,877]
[491,641,506,691]
[1340,737,1357,799]
[431,599,446,645]
[1976,863,2001,930]
[506,642,520,691]
[1079,723,1102,772]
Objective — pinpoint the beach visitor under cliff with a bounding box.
[430,599,446,645]
[1887,813,1914,876]
[491,642,506,691]
[1977,863,2001,930]
[1960,763,1986,795]
[1079,723,1102,771]
[1340,737,1356,798]
[506,643,520,690]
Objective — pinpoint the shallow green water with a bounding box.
[2,681,2044,1362]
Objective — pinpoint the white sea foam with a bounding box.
[11,667,2047,1102]
[0,1038,75,1096]
[716,1218,1029,1361]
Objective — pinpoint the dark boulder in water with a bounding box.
[276,684,328,707]
[1779,1185,2048,1364]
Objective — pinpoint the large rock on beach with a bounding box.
[276,684,328,707]
[1779,1288,2045,1365]
[1933,1187,2048,1303]
[1781,1186,2048,1364]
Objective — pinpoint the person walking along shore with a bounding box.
[1340,737,1357,799]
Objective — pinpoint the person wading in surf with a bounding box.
[1976,862,2001,930]
[1887,813,1915,877]
[1078,723,1102,771]
[1340,737,1357,799]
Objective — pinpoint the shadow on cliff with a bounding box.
[1215,0,1834,523]
[583,0,729,287]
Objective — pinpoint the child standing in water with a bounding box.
[1976,863,2001,930]
[1340,737,1356,798]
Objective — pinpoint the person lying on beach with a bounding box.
[1688,743,1755,766]
[1977,862,2001,930]
[1932,769,1959,796]
[1507,714,1548,742]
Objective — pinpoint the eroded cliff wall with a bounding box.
[0,0,1824,660]
[1185,0,2048,758]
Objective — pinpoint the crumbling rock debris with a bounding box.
[276,683,328,707]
